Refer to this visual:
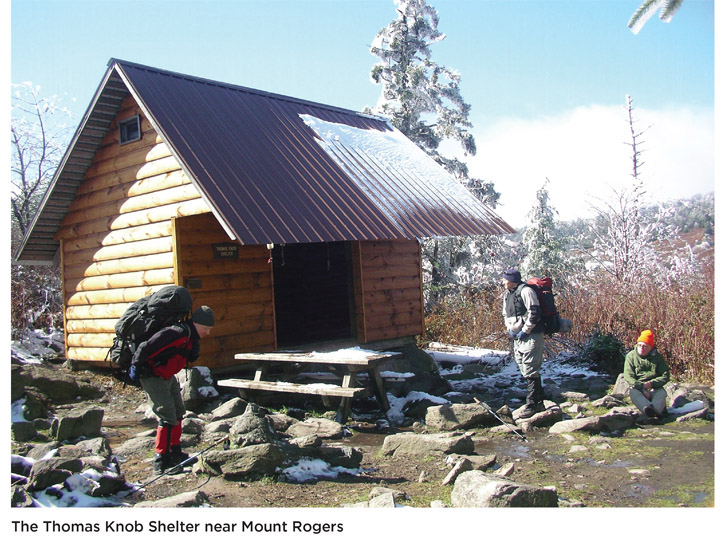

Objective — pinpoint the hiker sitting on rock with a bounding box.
[501,268,545,418]
[130,306,215,474]
[623,329,670,422]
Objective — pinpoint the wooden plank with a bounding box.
[233,351,398,366]
[217,378,366,398]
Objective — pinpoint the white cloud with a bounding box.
[466,104,714,229]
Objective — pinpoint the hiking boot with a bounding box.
[643,405,657,419]
[169,446,198,468]
[153,453,184,475]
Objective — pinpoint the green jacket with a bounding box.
[623,348,670,391]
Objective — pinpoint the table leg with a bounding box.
[368,367,390,412]
[254,362,269,382]
[335,371,358,424]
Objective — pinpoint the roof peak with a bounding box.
[108,58,387,123]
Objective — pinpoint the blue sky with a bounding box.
[8,0,716,227]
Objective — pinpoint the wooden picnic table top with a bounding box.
[233,350,400,367]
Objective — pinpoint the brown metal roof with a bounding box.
[16,59,514,263]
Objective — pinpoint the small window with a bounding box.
[119,115,141,144]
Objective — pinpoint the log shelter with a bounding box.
[15,59,514,372]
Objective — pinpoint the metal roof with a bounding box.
[16,59,514,263]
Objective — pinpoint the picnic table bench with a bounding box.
[217,350,399,423]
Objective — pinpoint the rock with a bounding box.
[181,417,206,436]
[494,462,515,477]
[425,402,496,431]
[560,392,590,403]
[27,457,84,491]
[368,493,396,508]
[178,367,218,410]
[114,436,156,459]
[12,364,83,404]
[369,487,409,501]
[134,490,211,508]
[569,445,588,454]
[611,374,630,398]
[676,407,708,422]
[430,500,448,508]
[289,434,322,449]
[442,458,472,485]
[598,407,637,432]
[451,471,558,507]
[67,437,112,457]
[515,402,564,432]
[592,395,626,409]
[51,407,104,441]
[549,416,603,435]
[229,403,276,447]
[208,398,248,421]
[286,418,344,440]
[418,470,429,483]
[11,421,38,442]
[268,412,300,432]
[199,443,284,480]
[445,453,496,471]
[381,432,475,457]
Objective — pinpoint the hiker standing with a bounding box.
[502,268,546,418]
[130,306,215,474]
[624,329,670,421]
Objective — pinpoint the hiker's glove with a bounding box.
[516,331,530,341]
[128,364,141,383]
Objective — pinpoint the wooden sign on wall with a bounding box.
[212,243,239,260]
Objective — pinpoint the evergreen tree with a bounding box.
[520,179,574,281]
[628,0,685,34]
[367,0,475,178]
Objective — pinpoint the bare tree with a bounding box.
[11,82,73,249]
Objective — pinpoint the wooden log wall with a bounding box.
[59,94,212,363]
[353,240,424,343]
[175,213,276,369]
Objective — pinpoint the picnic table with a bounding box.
[216,349,399,423]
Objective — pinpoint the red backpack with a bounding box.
[525,277,561,335]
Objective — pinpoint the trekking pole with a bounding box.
[473,397,528,442]
[132,435,229,493]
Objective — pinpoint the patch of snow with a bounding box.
[668,400,707,415]
[385,390,449,425]
[11,399,27,422]
[280,458,366,483]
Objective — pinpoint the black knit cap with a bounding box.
[192,305,215,327]
[502,268,522,283]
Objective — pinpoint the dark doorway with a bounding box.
[272,242,354,347]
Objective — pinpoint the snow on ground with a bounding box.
[11,328,64,364]
[279,458,368,483]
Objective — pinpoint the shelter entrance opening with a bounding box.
[272,242,354,347]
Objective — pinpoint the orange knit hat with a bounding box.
[637,330,655,347]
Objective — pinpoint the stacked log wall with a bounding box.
[58,94,212,363]
[175,213,276,369]
[353,240,424,343]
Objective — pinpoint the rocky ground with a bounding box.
[10,344,715,510]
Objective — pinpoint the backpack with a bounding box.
[107,285,193,371]
[525,277,561,335]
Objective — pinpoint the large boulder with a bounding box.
[451,470,558,507]
[286,418,344,440]
[549,416,603,435]
[425,403,496,431]
[198,443,284,480]
[229,403,277,447]
[178,366,219,410]
[381,432,475,457]
[51,407,104,441]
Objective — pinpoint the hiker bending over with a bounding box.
[130,305,215,474]
[624,329,670,421]
[502,268,545,418]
